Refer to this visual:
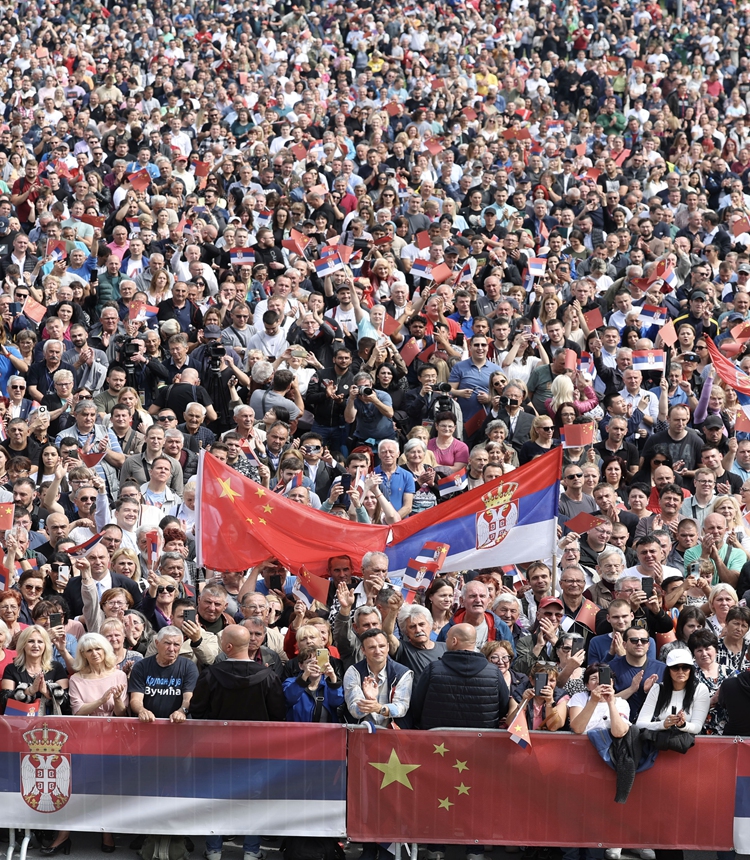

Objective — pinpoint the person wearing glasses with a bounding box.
[5,374,35,421]
[513,596,567,675]
[140,569,178,630]
[611,626,666,721]
[558,462,600,526]
[636,648,709,734]
[523,411,561,465]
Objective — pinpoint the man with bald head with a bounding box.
[409,622,510,729]
[191,623,285,860]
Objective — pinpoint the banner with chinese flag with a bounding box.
[575,598,600,630]
[0,502,13,532]
[196,452,390,574]
[346,730,735,847]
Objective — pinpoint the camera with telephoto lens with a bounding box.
[117,336,140,359]
[361,387,374,397]
[436,382,452,393]
[499,395,510,406]
[207,341,226,372]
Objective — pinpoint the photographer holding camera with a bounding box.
[403,364,460,429]
[344,371,396,447]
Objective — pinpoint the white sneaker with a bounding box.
[637,852,655,860]
[604,850,621,859]
[204,852,221,860]
[244,853,263,860]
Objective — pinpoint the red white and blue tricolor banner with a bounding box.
[402,541,449,602]
[437,468,467,498]
[0,720,346,835]
[230,247,256,266]
[314,254,345,278]
[67,532,104,557]
[255,210,273,229]
[527,257,547,278]
[410,260,432,280]
[457,262,473,283]
[638,304,667,326]
[632,349,665,371]
[386,448,561,577]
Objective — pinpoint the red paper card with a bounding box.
[128,170,150,191]
[416,231,431,250]
[424,140,443,155]
[429,262,452,284]
[583,307,604,330]
[36,47,49,58]
[239,73,248,85]
[564,512,609,535]
[80,451,106,468]
[80,214,105,229]
[337,245,354,265]
[585,168,601,181]
[613,148,631,166]
[385,103,400,117]
[564,348,578,371]
[290,144,307,161]
[193,161,210,177]
[734,218,750,237]
[660,319,677,347]
[374,235,392,246]
[574,143,586,157]
[462,108,478,121]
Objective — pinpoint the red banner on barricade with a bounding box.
[346,730,736,848]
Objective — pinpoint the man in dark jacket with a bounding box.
[190,624,286,860]
[409,624,509,729]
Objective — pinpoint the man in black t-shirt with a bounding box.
[128,626,199,721]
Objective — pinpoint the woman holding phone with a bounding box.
[517,663,568,731]
[568,663,631,735]
[636,649,709,735]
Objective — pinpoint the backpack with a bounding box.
[139,836,191,860]
[282,837,344,860]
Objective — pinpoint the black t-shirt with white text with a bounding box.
[128,655,199,718]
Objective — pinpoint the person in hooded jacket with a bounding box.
[191,624,286,860]
[409,623,510,730]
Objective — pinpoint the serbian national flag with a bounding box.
[386,448,561,578]
[314,254,344,278]
[457,262,473,283]
[68,533,104,557]
[575,599,600,631]
[437,469,467,498]
[649,258,677,288]
[196,451,389,576]
[577,352,595,375]
[410,260,432,280]
[632,349,665,372]
[255,211,273,229]
[508,705,532,750]
[638,305,667,327]
[527,258,547,278]
[230,248,256,266]
[4,699,40,717]
[402,541,449,601]
[129,302,158,321]
[292,566,330,608]
[523,271,535,293]
[46,239,67,261]
[146,530,160,567]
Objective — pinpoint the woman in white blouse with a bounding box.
[636,649,710,735]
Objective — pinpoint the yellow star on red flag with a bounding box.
[217,477,240,502]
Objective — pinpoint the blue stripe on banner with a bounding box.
[736,777,750,818]
[385,483,557,570]
[0,753,346,801]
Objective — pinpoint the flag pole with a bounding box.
[551,550,558,596]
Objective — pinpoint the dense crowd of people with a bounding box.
[3,0,750,854]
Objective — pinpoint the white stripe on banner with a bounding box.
[0,795,346,836]
[388,519,557,578]
[734,817,750,854]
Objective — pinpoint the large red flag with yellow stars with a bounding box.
[196,451,390,574]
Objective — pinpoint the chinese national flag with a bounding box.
[197,452,389,575]
[575,599,600,631]
[0,503,13,532]
[128,170,151,191]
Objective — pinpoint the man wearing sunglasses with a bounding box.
[558,462,600,527]
[297,431,343,498]
[610,626,665,720]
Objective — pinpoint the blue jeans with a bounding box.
[311,422,348,455]
[205,835,260,856]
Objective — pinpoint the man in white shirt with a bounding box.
[619,369,658,435]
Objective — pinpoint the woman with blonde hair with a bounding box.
[519,415,558,465]
[710,496,750,556]
[1,625,69,714]
[546,374,598,418]
[69,632,128,716]
[117,386,153,432]
[705,583,739,636]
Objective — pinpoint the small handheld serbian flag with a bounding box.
[638,304,667,327]
[527,257,547,278]
[649,258,677,288]
[292,566,329,608]
[129,302,158,321]
[402,541,449,602]
[5,699,40,717]
[68,532,104,557]
[508,704,532,750]
[314,253,345,278]
[632,349,665,372]
[230,247,256,266]
[46,239,67,261]
[438,468,468,498]
[255,210,273,229]
[146,530,160,568]
[410,259,433,280]
[559,423,595,449]
[457,261,473,283]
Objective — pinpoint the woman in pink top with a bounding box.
[427,411,470,476]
